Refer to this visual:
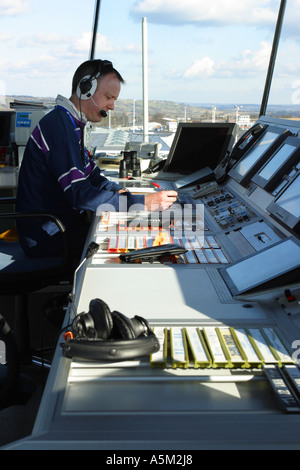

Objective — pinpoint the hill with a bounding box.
[1,95,299,127]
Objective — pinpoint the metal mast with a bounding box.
[142,17,149,143]
[259,0,287,116]
[90,0,101,60]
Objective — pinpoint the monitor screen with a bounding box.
[163,123,237,174]
[229,126,291,186]
[276,173,300,218]
[220,237,300,296]
[0,112,13,146]
[258,144,295,180]
[252,136,300,192]
[267,172,300,235]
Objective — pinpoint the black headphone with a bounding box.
[76,59,113,100]
[62,298,160,361]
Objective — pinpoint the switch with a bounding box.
[284,289,296,303]
[255,232,270,244]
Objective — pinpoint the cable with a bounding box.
[79,95,86,167]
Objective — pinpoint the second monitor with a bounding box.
[161,122,238,175]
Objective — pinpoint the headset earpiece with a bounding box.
[89,298,113,339]
[111,311,149,340]
[72,298,113,340]
[76,73,99,100]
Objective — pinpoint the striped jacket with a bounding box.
[16,99,144,258]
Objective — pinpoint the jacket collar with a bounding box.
[55,94,87,125]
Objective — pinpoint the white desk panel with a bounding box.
[75,262,268,325]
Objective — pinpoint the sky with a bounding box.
[1,0,300,107]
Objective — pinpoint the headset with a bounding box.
[75,60,112,164]
[61,298,160,362]
[76,59,113,101]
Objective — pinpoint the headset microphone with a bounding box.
[91,96,107,118]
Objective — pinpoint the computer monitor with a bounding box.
[252,136,300,192]
[267,172,300,235]
[229,125,292,187]
[162,122,238,175]
[220,237,300,297]
[0,111,14,147]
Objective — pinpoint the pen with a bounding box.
[152,182,172,191]
[152,182,163,189]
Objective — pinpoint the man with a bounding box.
[16,59,177,263]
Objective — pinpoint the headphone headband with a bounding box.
[62,335,159,362]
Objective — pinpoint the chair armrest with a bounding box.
[0,212,71,269]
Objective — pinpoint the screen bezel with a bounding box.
[252,136,300,192]
[267,172,300,235]
[228,125,291,187]
[162,122,237,175]
[219,237,300,297]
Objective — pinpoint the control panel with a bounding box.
[195,186,257,230]
[16,117,300,452]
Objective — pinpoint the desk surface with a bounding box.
[4,115,300,449]
[6,207,300,450]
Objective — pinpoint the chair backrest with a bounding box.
[0,314,19,407]
[0,206,73,294]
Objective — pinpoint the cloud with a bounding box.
[130,0,278,27]
[219,41,272,77]
[0,0,31,16]
[182,41,272,80]
[0,32,12,41]
[1,54,62,75]
[184,57,215,78]
[71,31,93,53]
[13,30,141,63]
[18,33,72,48]
[70,32,141,56]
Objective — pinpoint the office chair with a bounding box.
[0,312,37,410]
[0,312,20,408]
[0,197,74,365]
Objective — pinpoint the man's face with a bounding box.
[84,72,121,123]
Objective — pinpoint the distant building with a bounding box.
[237,114,252,129]
[86,127,173,159]
[161,118,178,133]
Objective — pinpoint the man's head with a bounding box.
[70,59,124,122]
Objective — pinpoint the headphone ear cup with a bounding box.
[111,311,137,340]
[72,311,95,338]
[111,311,148,340]
[88,298,113,340]
[77,74,98,100]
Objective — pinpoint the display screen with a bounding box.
[0,112,12,146]
[276,173,300,218]
[258,143,296,181]
[220,238,300,295]
[233,131,279,177]
[163,123,236,174]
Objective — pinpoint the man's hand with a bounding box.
[145,191,178,211]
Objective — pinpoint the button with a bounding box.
[284,289,296,302]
